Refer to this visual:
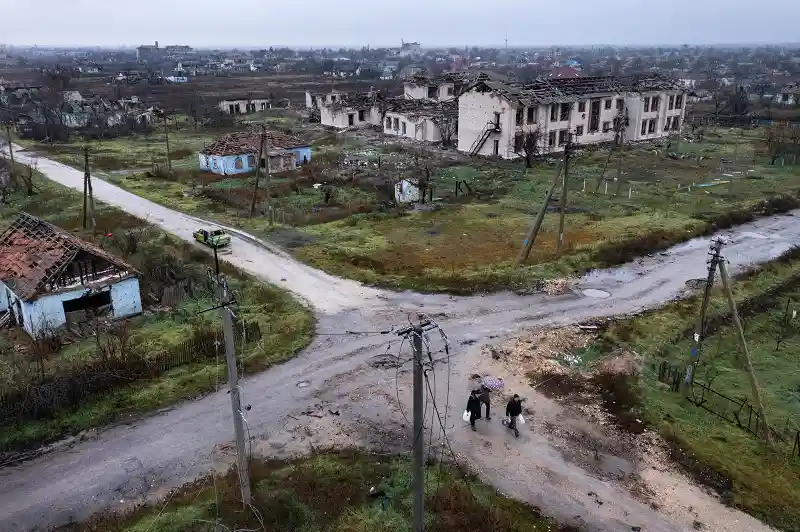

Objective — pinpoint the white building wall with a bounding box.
[457,90,515,158]
[320,105,380,129]
[383,112,442,142]
[0,281,9,312]
[404,83,428,100]
[111,277,142,319]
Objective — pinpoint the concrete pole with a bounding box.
[556,134,572,257]
[4,124,15,188]
[515,163,562,265]
[683,239,721,394]
[412,326,425,532]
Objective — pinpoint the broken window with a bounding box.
[386,117,391,129]
[331,95,336,102]
[550,104,558,122]
[493,139,500,156]
[514,133,523,152]
[675,95,683,108]
[428,86,437,99]
[447,86,454,96]
[358,110,365,122]
[493,112,501,129]
[672,117,681,131]
[668,95,675,110]
[558,130,568,145]
[602,121,611,133]
[641,120,647,136]
[527,106,535,123]
[516,107,523,125]
[228,104,235,114]
[63,290,112,323]
[589,100,601,132]
[311,95,317,106]
[643,97,650,113]
[651,96,659,113]
[402,122,407,135]
[261,102,267,110]
[616,98,624,111]
[548,131,556,147]
[393,117,399,130]
[560,103,570,121]
[648,119,656,134]
[578,101,586,113]
[247,155,256,167]
[604,99,612,110]
[348,114,355,126]
[575,125,584,136]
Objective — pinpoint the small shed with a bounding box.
[199,131,311,175]
[394,179,421,204]
[0,213,142,339]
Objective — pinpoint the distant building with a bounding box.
[136,41,161,62]
[775,83,800,106]
[0,213,142,339]
[165,45,192,55]
[403,71,473,101]
[383,99,457,144]
[317,92,384,129]
[305,89,349,109]
[549,66,581,79]
[218,97,271,114]
[457,75,687,159]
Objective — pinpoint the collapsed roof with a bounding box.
[387,99,458,120]
[470,74,685,106]
[0,213,137,301]
[201,130,307,156]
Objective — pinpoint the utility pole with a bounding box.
[211,248,252,506]
[717,251,771,444]
[249,125,265,218]
[264,131,273,226]
[163,113,172,174]
[82,146,96,230]
[556,133,572,257]
[684,238,723,393]
[5,123,16,189]
[396,316,434,532]
[515,162,563,265]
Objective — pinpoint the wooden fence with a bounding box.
[657,361,800,458]
[0,321,261,427]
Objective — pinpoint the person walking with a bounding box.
[479,385,492,421]
[505,394,523,437]
[466,390,482,431]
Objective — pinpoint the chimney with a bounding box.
[155,41,159,49]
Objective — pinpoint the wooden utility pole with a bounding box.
[515,162,563,265]
[718,254,771,443]
[163,113,172,174]
[249,125,265,218]
[5,124,16,189]
[264,132,273,226]
[82,147,96,230]
[556,134,572,257]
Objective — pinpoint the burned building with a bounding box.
[0,214,142,339]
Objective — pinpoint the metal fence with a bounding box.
[0,321,261,428]
[657,361,800,458]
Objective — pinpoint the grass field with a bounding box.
[587,249,800,531]
[64,452,573,532]
[18,125,800,293]
[0,165,314,453]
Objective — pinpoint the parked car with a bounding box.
[193,228,231,248]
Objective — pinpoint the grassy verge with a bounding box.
[61,451,574,532]
[589,249,800,531]
[19,128,800,293]
[0,165,314,453]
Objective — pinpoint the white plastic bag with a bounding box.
[517,414,525,426]
[462,410,470,422]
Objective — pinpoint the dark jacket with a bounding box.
[466,395,481,414]
[479,388,491,403]
[506,399,522,417]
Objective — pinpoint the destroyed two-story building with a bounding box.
[0,214,142,339]
[457,75,687,158]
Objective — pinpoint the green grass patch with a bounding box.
[62,452,575,532]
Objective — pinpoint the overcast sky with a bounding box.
[2,0,798,48]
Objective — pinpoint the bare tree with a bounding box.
[515,128,543,168]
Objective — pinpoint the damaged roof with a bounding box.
[0,213,137,301]
[202,130,307,156]
[470,74,685,106]
[387,99,458,120]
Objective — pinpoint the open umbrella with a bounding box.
[482,376,505,390]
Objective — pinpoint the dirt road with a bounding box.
[1,145,797,531]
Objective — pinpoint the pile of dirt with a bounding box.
[487,326,593,379]
[542,278,572,295]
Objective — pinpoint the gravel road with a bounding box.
[1,145,796,531]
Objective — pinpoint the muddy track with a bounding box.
[1,145,797,532]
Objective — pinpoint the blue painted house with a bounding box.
[0,213,142,339]
[199,131,311,175]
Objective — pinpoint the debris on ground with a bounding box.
[542,278,572,295]
[485,326,593,378]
